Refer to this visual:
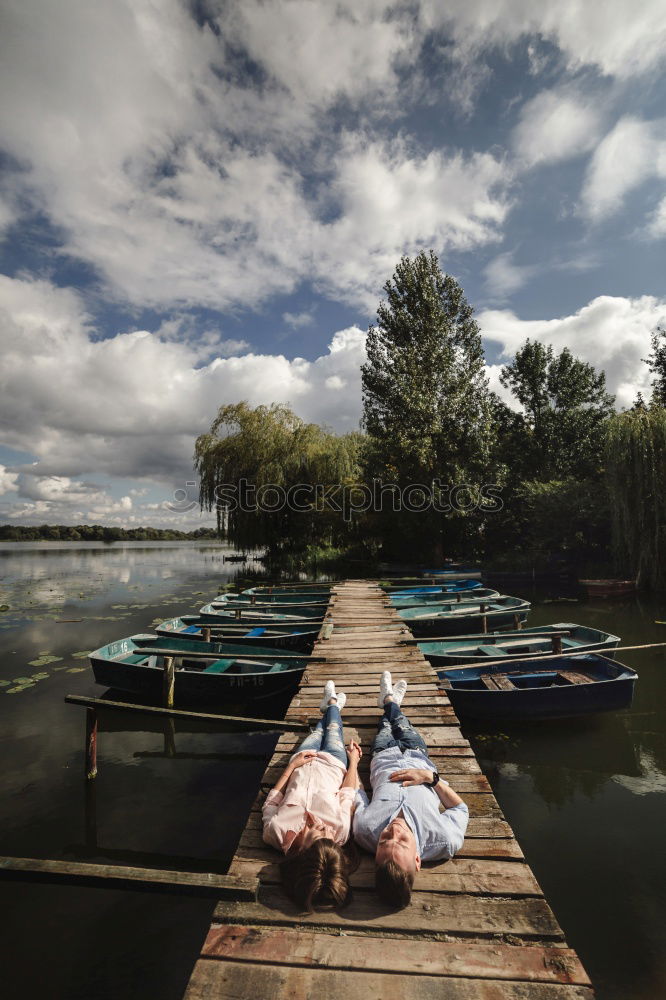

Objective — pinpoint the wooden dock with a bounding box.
[184,581,593,999]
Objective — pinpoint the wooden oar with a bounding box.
[401,630,574,644]
[130,646,323,661]
[435,641,666,674]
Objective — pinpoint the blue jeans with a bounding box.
[295,704,348,767]
[371,701,428,755]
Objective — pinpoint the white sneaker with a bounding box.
[334,692,347,711]
[393,680,408,705]
[320,680,336,712]
[378,670,393,707]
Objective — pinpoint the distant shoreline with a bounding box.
[0,524,220,543]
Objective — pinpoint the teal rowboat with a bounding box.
[389,588,499,608]
[417,623,620,666]
[398,596,530,636]
[198,602,326,624]
[90,634,309,703]
[155,616,319,652]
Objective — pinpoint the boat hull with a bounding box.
[438,654,637,720]
[90,637,306,703]
[420,624,620,666]
[155,617,318,652]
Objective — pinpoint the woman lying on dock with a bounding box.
[262,680,362,910]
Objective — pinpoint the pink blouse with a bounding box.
[262,751,356,854]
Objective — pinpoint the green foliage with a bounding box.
[194,401,364,555]
[605,407,666,588]
[0,524,219,542]
[361,251,498,558]
[643,327,666,406]
[499,339,614,480]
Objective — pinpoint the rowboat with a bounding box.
[418,623,620,667]
[243,585,332,597]
[198,601,327,624]
[398,596,530,636]
[437,653,637,720]
[389,588,499,608]
[381,580,485,595]
[580,579,636,598]
[89,634,309,702]
[155,616,319,651]
[211,593,329,608]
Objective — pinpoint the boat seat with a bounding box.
[558,669,592,685]
[480,673,516,690]
[478,645,508,656]
[560,638,579,648]
[203,658,233,674]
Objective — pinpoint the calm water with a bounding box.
[0,542,283,1000]
[1,547,665,999]
[466,589,666,1000]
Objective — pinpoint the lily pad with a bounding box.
[111,604,128,610]
[31,672,49,680]
[0,679,10,687]
[28,655,62,667]
[6,682,35,694]
[12,676,33,683]
[71,651,92,658]
[66,666,87,673]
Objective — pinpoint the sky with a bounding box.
[1,0,666,528]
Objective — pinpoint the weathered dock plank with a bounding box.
[182,580,593,999]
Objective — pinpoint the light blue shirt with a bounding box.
[353,747,469,861]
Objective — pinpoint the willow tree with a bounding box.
[361,250,498,559]
[194,401,363,556]
[605,407,666,589]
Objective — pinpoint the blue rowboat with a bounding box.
[155,616,319,652]
[418,623,620,667]
[437,653,637,720]
[398,596,530,635]
[198,602,326,624]
[382,580,485,595]
[89,634,309,703]
[389,588,500,608]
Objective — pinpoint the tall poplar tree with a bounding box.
[361,251,497,558]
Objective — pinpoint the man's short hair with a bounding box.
[375,859,414,908]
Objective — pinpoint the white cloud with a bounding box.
[647,196,666,238]
[422,0,666,79]
[581,116,666,222]
[484,252,537,299]
[0,274,366,487]
[283,310,314,329]
[479,294,666,408]
[314,138,511,309]
[512,88,602,167]
[0,465,19,495]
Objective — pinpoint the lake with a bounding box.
[0,544,664,999]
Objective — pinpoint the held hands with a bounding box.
[390,768,435,787]
[347,739,363,762]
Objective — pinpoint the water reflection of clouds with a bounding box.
[612,749,666,796]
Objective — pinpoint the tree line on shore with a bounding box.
[196,251,666,588]
[0,525,219,542]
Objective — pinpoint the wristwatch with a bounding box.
[427,770,440,786]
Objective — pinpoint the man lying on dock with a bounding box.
[352,672,469,909]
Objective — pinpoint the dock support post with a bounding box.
[552,636,563,654]
[203,628,211,643]
[85,708,98,780]
[513,613,522,630]
[163,656,175,709]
